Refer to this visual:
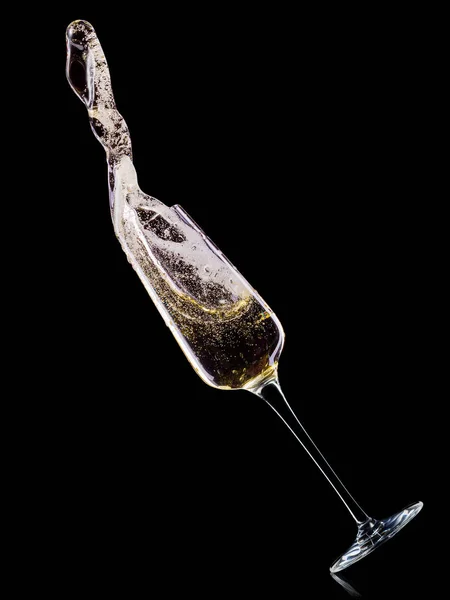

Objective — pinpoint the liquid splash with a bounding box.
[66,20,284,389]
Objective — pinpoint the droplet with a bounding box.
[191,244,197,251]
[204,265,211,273]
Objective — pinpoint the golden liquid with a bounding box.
[65,21,284,391]
[131,236,283,390]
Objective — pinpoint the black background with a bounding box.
[13,6,439,598]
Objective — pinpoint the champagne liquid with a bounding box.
[131,235,282,389]
[113,163,284,390]
[66,20,284,390]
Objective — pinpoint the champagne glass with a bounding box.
[66,20,423,572]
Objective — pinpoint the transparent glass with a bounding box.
[66,20,423,572]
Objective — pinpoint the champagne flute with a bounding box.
[66,20,423,572]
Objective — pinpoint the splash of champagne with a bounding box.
[66,20,284,389]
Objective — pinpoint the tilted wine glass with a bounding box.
[66,20,423,572]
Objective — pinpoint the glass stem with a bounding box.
[253,378,370,525]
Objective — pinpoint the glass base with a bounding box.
[330,501,423,573]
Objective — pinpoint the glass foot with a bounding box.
[330,501,423,573]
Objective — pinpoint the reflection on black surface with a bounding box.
[331,572,362,598]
